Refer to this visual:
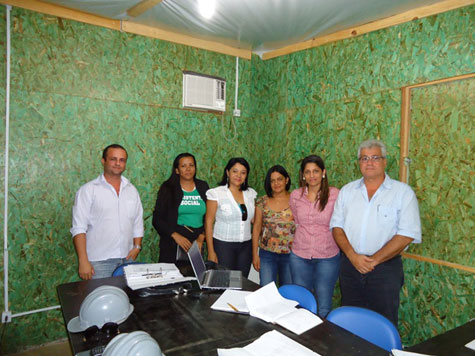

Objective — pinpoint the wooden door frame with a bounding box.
[399,72,475,183]
[399,72,475,273]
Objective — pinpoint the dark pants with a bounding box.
[339,253,404,326]
[213,238,252,278]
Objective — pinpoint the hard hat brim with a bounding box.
[67,316,84,333]
[67,304,134,333]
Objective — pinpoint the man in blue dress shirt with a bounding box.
[330,139,421,326]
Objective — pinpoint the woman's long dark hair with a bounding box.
[264,165,291,197]
[218,157,250,191]
[162,152,197,189]
[299,155,329,211]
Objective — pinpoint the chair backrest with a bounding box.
[326,306,402,351]
[112,261,144,277]
[278,284,317,314]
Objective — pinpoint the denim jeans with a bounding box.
[259,249,292,287]
[289,251,341,318]
[90,258,129,279]
[340,254,404,326]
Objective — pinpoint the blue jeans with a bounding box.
[289,251,341,318]
[259,249,292,287]
[90,258,129,279]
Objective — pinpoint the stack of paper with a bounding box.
[124,263,195,290]
[217,330,321,356]
[244,282,323,335]
[211,290,253,314]
[245,282,299,323]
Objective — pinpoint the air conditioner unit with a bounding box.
[183,71,226,112]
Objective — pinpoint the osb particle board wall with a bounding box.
[408,78,474,267]
[0,4,473,353]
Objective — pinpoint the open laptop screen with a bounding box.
[187,241,207,285]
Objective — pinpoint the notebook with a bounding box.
[187,241,242,290]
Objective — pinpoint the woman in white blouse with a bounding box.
[205,157,257,277]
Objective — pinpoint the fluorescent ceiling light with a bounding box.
[197,0,216,19]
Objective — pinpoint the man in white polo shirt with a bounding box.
[330,139,421,326]
[71,144,144,279]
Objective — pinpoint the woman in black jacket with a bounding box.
[152,153,209,262]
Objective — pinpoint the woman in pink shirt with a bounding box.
[289,155,340,317]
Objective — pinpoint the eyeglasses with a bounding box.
[83,322,119,342]
[239,204,248,221]
[358,155,385,163]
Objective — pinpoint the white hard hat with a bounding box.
[67,285,134,333]
[103,331,162,356]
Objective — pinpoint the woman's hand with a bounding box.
[196,233,205,252]
[252,254,260,271]
[251,206,263,272]
[205,200,218,263]
[172,232,192,252]
[207,250,218,263]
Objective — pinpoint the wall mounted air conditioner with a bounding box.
[183,71,226,112]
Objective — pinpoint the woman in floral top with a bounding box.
[252,165,295,286]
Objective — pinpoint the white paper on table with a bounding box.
[123,263,195,290]
[217,348,255,356]
[211,290,253,313]
[391,349,436,356]
[275,308,323,335]
[243,330,321,356]
[245,282,299,323]
[124,263,181,278]
[465,339,475,351]
[126,276,196,290]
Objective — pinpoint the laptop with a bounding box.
[187,241,242,290]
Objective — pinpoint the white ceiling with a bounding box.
[44,0,447,56]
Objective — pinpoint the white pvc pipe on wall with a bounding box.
[2,5,61,323]
[3,4,12,323]
[234,56,239,113]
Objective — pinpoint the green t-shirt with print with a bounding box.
[177,188,206,228]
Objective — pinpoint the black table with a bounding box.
[406,319,475,356]
[57,269,389,356]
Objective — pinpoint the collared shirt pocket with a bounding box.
[126,198,137,219]
[377,205,397,225]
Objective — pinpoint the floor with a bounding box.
[10,340,72,356]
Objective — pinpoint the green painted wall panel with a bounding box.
[400,260,474,346]
[258,6,474,116]
[11,10,252,114]
[248,89,402,192]
[408,78,474,266]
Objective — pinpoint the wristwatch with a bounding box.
[134,244,142,250]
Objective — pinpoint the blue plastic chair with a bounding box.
[326,306,402,351]
[278,284,317,314]
[112,261,144,277]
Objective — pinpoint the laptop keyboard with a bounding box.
[208,271,229,287]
